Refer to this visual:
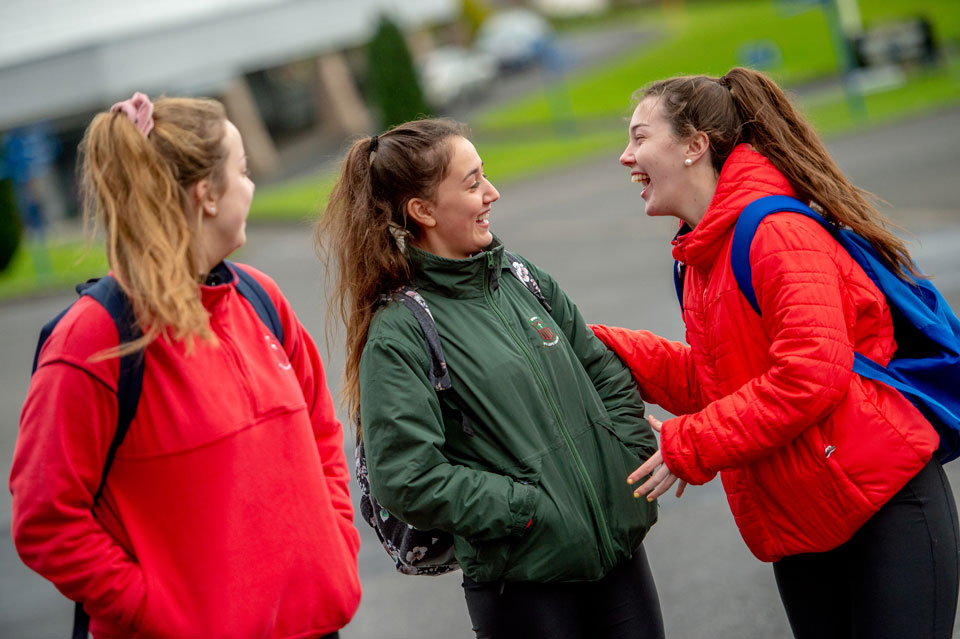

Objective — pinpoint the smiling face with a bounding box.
[414,136,499,260]
[620,96,705,226]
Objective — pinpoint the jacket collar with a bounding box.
[199,260,237,307]
[672,144,797,269]
[408,236,505,298]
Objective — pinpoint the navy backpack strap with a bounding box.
[385,287,452,392]
[227,260,284,345]
[504,251,552,313]
[731,195,832,315]
[673,261,686,310]
[79,277,144,506]
[670,223,692,313]
[67,277,142,639]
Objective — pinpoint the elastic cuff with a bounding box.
[660,419,712,485]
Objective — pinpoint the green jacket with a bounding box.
[359,239,658,583]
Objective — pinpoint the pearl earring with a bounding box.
[684,158,693,167]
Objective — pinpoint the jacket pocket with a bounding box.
[455,461,542,583]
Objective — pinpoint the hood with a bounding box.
[672,144,797,270]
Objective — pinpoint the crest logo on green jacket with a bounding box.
[528,316,560,347]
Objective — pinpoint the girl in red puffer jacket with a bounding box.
[592,67,958,639]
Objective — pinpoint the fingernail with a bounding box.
[646,496,654,502]
[627,478,634,485]
[633,492,640,499]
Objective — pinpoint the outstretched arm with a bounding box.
[590,324,703,417]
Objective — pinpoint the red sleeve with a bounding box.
[590,324,703,417]
[237,265,360,559]
[659,216,854,485]
[9,301,146,629]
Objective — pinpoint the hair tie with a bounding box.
[718,75,735,98]
[368,135,379,166]
[110,92,155,137]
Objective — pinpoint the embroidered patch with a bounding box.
[528,316,560,347]
[264,334,293,370]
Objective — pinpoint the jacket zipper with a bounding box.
[210,303,258,414]
[483,252,616,568]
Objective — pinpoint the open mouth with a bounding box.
[477,211,490,227]
[631,172,650,188]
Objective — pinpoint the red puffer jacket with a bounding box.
[593,144,938,562]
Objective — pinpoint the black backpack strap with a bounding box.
[503,251,552,313]
[384,287,451,392]
[227,260,284,345]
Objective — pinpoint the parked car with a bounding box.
[475,8,554,70]
[419,46,497,109]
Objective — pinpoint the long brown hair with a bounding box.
[316,118,467,425]
[638,67,916,277]
[79,96,229,356]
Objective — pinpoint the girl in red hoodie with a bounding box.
[592,67,958,638]
[10,94,361,638]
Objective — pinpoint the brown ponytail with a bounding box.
[315,118,466,429]
[79,96,229,357]
[640,67,916,278]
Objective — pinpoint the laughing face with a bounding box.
[415,136,499,260]
[620,96,701,224]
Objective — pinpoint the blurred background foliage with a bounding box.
[366,15,434,129]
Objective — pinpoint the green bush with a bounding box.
[0,178,22,272]
[366,15,433,129]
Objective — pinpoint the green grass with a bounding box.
[474,0,960,132]
[474,0,836,131]
[0,238,108,300]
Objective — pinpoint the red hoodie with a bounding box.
[11,262,361,638]
[593,145,938,562]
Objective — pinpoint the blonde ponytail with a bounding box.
[79,96,228,357]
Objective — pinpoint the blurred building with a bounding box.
[0,0,456,194]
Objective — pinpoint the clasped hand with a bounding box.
[627,415,688,501]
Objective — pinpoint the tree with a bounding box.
[366,15,433,129]
[0,172,22,272]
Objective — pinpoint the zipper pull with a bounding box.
[487,252,495,269]
[824,445,836,458]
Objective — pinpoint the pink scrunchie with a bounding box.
[110,92,154,137]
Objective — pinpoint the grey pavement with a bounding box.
[2,105,960,638]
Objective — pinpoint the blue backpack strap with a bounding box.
[731,195,830,315]
[227,260,284,345]
[504,251,552,313]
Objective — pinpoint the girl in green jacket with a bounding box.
[317,119,664,639]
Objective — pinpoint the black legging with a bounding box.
[774,457,960,639]
[462,545,665,639]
